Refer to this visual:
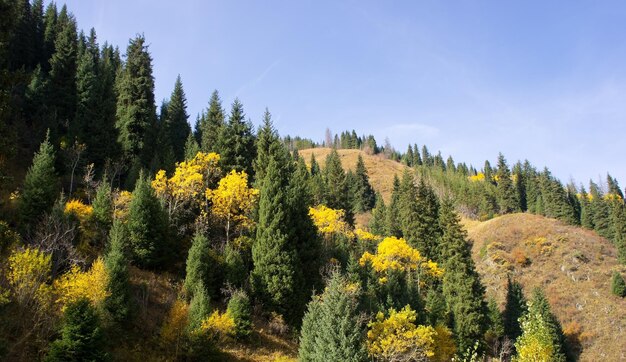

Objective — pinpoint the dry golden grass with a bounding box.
[298,148,409,203]
[466,213,626,361]
[110,267,298,361]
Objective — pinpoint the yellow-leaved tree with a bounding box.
[359,236,443,292]
[152,152,221,218]
[367,305,436,361]
[206,170,258,243]
[308,204,354,244]
[7,247,53,307]
[53,257,110,309]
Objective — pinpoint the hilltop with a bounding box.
[298,148,409,202]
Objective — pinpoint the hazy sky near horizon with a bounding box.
[65,0,626,187]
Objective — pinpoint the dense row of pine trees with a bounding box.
[1,1,625,361]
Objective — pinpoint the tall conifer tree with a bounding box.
[198,90,225,153]
[439,199,488,355]
[163,75,190,162]
[115,35,157,172]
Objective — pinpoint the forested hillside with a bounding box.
[1,2,625,362]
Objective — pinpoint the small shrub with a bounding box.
[611,272,626,297]
[511,247,530,267]
[268,312,289,336]
[227,290,252,339]
[201,310,235,341]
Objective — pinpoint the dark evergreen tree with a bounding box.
[289,156,322,307]
[323,149,353,225]
[42,1,57,72]
[187,286,211,332]
[73,40,99,150]
[92,181,113,244]
[104,220,132,325]
[19,131,57,225]
[7,0,34,71]
[127,171,169,269]
[115,35,157,171]
[45,299,108,362]
[47,6,77,142]
[352,154,375,213]
[253,108,281,183]
[217,98,256,175]
[183,132,200,161]
[369,192,387,236]
[385,175,402,237]
[439,200,488,355]
[611,272,626,297]
[485,297,505,349]
[503,278,527,344]
[414,178,441,261]
[513,162,527,212]
[227,290,252,339]
[31,0,45,67]
[184,232,217,299]
[589,180,611,239]
[495,153,520,213]
[251,155,302,323]
[163,75,191,162]
[298,272,367,362]
[91,43,121,167]
[198,90,225,153]
[309,154,326,205]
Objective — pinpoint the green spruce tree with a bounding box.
[352,154,375,213]
[104,220,132,325]
[496,153,520,214]
[503,278,527,344]
[217,98,256,175]
[611,272,626,297]
[298,272,367,362]
[19,131,57,225]
[163,75,191,162]
[251,154,302,324]
[323,149,354,225]
[198,90,225,153]
[47,6,77,142]
[115,35,157,172]
[45,299,108,362]
[127,171,169,269]
[439,199,488,356]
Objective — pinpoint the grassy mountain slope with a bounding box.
[466,213,626,361]
[301,147,626,361]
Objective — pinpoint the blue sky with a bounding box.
[65,1,626,188]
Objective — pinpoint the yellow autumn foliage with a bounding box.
[355,228,381,242]
[161,299,189,348]
[64,199,93,222]
[360,236,443,277]
[206,170,258,239]
[113,190,132,220]
[367,306,436,361]
[152,152,221,216]
[201,310,236,341]
[7,247,52,305]
[308,205,354,238]
[54,257,110,309]
[468,173,485,182]
[432,325,456,362]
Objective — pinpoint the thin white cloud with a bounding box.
[234,59,281,97]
